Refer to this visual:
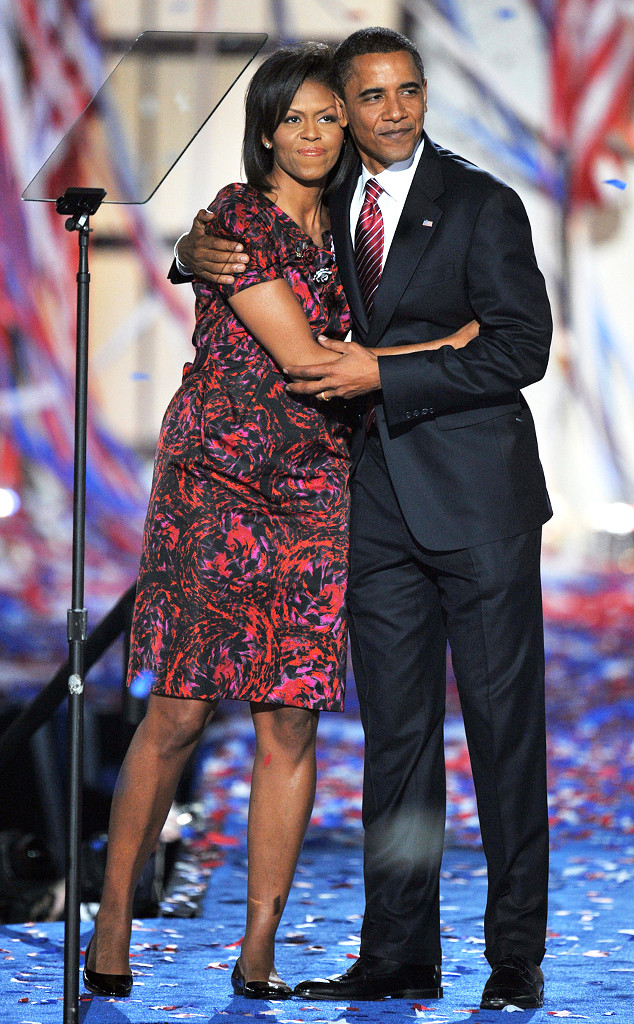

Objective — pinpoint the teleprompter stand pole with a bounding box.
[55,186,106,1024]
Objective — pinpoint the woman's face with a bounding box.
[265,79,346,188]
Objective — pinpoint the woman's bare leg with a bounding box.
[88,693,217,974]
[240,704,319,982]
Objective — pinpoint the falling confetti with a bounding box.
[129,668,154,698]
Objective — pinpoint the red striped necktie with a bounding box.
[354,178,384,316]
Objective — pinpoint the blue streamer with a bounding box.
[429,0,470,35]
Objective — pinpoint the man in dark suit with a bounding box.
[172,28,552,1010]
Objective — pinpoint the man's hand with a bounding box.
[176,209,250,284]
[284,337,381,401]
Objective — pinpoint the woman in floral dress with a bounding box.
[84,43,354,1002]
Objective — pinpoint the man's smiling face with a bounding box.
[337,50,427,174]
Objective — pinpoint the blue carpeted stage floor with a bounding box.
[2,712,634,1023]
[1,568,633,1021]
[2,826,634,1022]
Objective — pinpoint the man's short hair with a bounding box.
[332,27,425,97]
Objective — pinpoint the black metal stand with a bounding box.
[55,186,106,1024]
[0,584,138,771]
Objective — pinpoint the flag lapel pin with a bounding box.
[422,219,434,227]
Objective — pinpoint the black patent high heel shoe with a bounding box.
[231,958,292,1000]
[83,935,133,998]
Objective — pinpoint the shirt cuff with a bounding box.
[174,233,193,277]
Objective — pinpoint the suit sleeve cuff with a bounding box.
[379,351,435,429]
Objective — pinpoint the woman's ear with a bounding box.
[262,135,272,150]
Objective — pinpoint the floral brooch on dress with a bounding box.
[293,240,334,286]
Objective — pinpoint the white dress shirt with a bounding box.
[349,137,425,270]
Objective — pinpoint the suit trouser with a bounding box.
[347,433,549,968]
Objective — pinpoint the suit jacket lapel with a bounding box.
[330,160,369,336]
[367,135,445,348]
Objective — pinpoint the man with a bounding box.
[172,28,552,1010]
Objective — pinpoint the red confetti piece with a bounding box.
[346,953,359,959]
[264,753,272,766]
[18,997,29,1003]
[223,936,245,948]
[204,831,240,847]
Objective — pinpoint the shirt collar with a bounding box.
[360,135,425,201]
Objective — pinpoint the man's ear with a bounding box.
[334,94,348,128]
[423,79,428,113]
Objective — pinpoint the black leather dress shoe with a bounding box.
[480,953,544,1009]
[231,959,292,1000]
[293,953,442,1001]
[83,937,133,998]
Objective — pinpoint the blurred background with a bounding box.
[0,0,632,921]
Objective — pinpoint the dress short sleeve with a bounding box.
[207,184,281,298]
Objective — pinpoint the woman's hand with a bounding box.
[372,319,480,358]
[444,319,479,349]
[176,210,250,284]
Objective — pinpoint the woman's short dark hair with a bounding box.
[332,27,425,96]
[243,42,355,196]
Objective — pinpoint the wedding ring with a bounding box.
[318,391,331,401]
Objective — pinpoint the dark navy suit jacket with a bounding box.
[329,133,553,550]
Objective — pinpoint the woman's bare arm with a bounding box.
[373,319,479,357]
[227,278,342,369]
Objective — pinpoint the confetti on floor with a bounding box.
[1,570,633,1021]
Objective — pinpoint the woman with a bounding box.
[84,43,475,1002]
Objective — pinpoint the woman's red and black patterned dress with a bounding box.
[126,184,352,711]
